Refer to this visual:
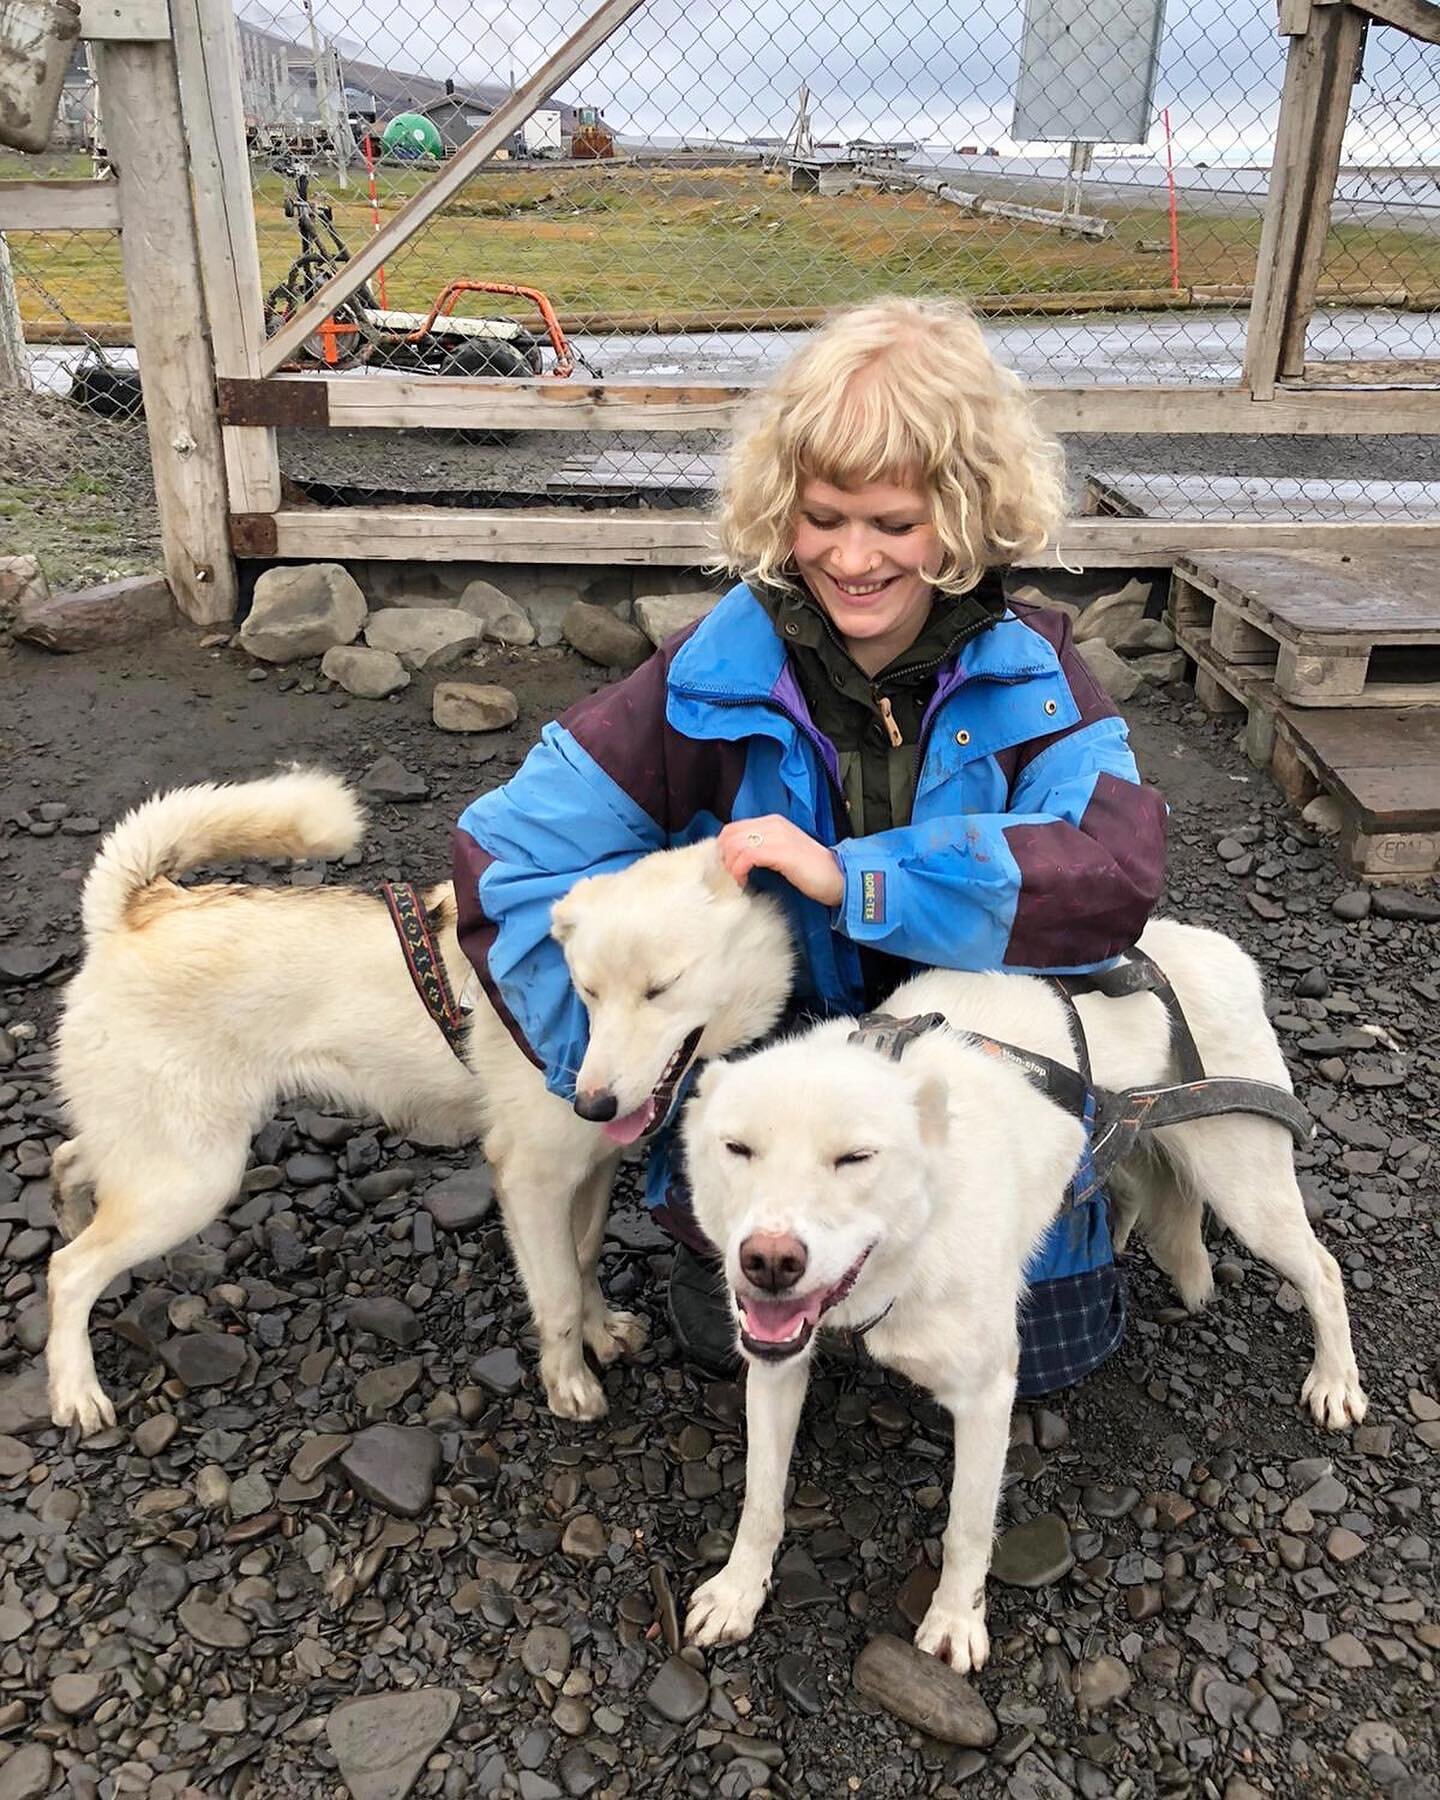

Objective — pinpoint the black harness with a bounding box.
[847,949,1313,1206]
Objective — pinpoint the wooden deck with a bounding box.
[1169,551,1440,881]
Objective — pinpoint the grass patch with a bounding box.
[10,163,1440,333]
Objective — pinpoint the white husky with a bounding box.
[45,771,793,1436]
[681,918,1368,1672]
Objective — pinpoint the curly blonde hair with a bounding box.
[716,296,1065,595]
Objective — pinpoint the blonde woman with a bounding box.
[455,297,1167,1386]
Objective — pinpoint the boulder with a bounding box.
[0,554,48,627]
[1004,581,1081,622]
[634,590,721,646]
[1073,578,1151,649]
[1113,616,1176,657]
[1128,649,1187,685]
[432,682,519,733]
[16,572,175,653]
[320,644,410,699]
[240,564,366,663]
[562,600,652,671]
[365,607,484,671]
[457,579,537,645]
[1077,638,1144,702]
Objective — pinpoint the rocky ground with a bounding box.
[0,599,1437,1800]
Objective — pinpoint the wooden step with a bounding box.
[1171,618,1440,881]
[1172,550,1440,707]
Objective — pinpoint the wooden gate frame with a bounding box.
[10,0,1440,605]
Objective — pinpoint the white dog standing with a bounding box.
[681,919,1367,1671]
[45,774,793,1435]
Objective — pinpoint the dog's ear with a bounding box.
[550,882,586,946]
[701,838,736,899]
[913,1073,949,1148]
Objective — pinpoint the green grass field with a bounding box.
[7,158,1440,333]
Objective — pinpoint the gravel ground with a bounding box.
[0,620,1438,1800]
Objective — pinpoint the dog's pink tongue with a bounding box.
[740,1292,825,1344]
[602,1100,656,1146]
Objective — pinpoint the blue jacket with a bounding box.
[455,583,1168,1392]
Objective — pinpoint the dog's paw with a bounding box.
[584,1307,649,1366]
[915,1599,990,1675]
[49,1373,117,1438]
[684,1565,769,1648]
[542,1358,609,1422]
[1302,1362,1369,1430]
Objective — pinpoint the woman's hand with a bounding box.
[718,816,844,908]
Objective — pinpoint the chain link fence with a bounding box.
[4,0,1440,570]
[1,145,157,590]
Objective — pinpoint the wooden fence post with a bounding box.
[168,0,280,517]
[92,26,235,622]
[0,234,28,390]
[1244,1,1364,397]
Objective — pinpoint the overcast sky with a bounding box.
[243,0,1438,164]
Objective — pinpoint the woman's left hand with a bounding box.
[718,815,844,907]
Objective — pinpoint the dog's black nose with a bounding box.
[573,1089,619,1123]
[740,1231,808,1293]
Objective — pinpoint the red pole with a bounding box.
[363,131,387,307]
[1163,106,1180,293]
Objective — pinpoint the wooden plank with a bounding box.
[169,0,278,512]
[1211,604,1276,664]
[252,505,1440,568]
[1279,5,1364,382]
[1177,550,1440,640]
[79,0,169,38]
[1245,7,1361,397]
[1338,0,1440,44]
[1278,0,1314,32]
[1294,358,1440,386]
[0,235,27,392]
[94,38,233,622]
[223,375,1440,437]
[0,180,121,231]
[260,0,649,375]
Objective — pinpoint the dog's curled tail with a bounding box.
[81,769,365,942]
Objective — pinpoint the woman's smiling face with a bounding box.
[791,475,940,674]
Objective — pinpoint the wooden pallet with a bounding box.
[1173,621,1440,880]
[1170,550,1440,707]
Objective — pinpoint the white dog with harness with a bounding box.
[681,916,1367,1671]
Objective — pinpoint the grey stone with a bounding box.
[320,644,410,699]
[471,1346,523,1396]
[365,607,483,670]
[458,579,537,645]
[240,564,366,663]
[355,1359,422,1412]
[634,591,721,646]
[1075,638,1143,702]
[16,572,174,653]
[1073,580,1150,647]
[645,1655,709,1723]
[1129,650,1188,684]
[423,1169,494,1231]
[0,1744,53,1800]
[1331,890,1372,921]
[132,1413,179,1457]
[349,1297,422,1346]
[992,1515,1074,1587]
[177,1594,252,1650]
[361,756,428,802]
[160,1333,247,1389]
[852,1634,998,1747]
[1302,794,1345,835]
[1113,616,1176,656]
[520,1625,572,1678]
[0,943,66,983]
[1372,889,1440,923]
[228,1469,274,1519]
[340,1424,441,1516]
[1072,1656,1131,1711]
[562,601,652,671]
[50,1672,103,1716]
[431,681,519,733]
[325,1689,460,1800]
[0,553,47,620]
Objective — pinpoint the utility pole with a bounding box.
[301,0,347,185]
